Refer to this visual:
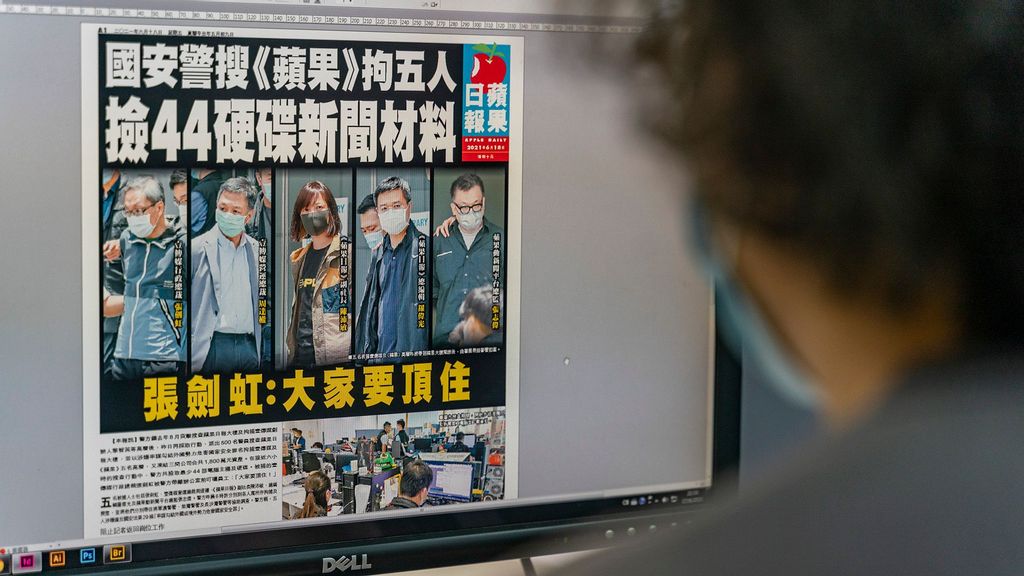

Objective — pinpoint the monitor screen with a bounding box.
[425,461,476,503]
[301,452,323,473]
[0,2,727,573]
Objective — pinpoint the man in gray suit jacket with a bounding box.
[191,177,263,374]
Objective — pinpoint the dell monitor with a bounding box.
[0,2,738,574]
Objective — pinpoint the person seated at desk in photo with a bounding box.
[448,432,471,454]
[292,471,332,519]
[383,461,434,510]
[289,427,306,451]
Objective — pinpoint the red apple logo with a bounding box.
[470,43,507,93]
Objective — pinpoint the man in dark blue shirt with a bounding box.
[431,174,504,347]
[355,176,429,356]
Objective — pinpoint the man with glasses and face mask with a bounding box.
[431,174,504,348]
[110,175,187,381]
[355,176,429,356]
[190,177,263,374]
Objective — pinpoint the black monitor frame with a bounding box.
[54,324,740,575]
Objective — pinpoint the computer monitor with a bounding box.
[301,452,322,474]
[425,461,476,503]
[1,3,738,574]
[413,437,433,452]
[335,453,358,473]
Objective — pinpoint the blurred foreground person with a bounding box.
[567,1,1024,574]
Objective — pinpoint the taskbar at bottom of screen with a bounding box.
[4,486,710,572]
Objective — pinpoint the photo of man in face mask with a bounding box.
[287,180,352,368]
[190,177,263,374]
[357,193,383,252]
[432,173,504,348]
[355,176,429,356]
[167,169,189,235]
[110,175,187,381]
[247,166,272,242]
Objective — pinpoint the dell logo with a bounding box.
[322,554,372,573]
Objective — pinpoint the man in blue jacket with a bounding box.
[191,177,263,374]
[355,176,429,357]
[111,176,187,381]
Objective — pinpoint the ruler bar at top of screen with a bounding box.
[0,2,644,33]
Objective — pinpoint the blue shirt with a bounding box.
[214,232,254,334]
[376,233,411,354]
[190,190,208,235]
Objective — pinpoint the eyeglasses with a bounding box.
[124,203,156,217]
[452,202,483,215]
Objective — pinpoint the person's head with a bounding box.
[453,287,495,345]
[290,180,341,241]
[215,177,256,240]
[449,174,486,232]
[398,461,434,506]
[122,175,166,239]
[631,0,1024,425]
[169,169,188,208]
[253,167,272,189]
[383,422,392,433]
[311,442,324,450]
[374,176,412,237]
[455,432,465,443]
[298,470,332,518]
[357,193,382,247]
[396,419,405,431]
[292,428,302,438]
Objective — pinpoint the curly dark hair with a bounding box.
[633,0,1024,346]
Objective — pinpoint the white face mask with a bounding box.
[363,230,384,250]
[379,207,409,236]
[456,210,484,232]
[127,213,155,238]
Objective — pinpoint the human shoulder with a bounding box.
[483,218,504,238]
